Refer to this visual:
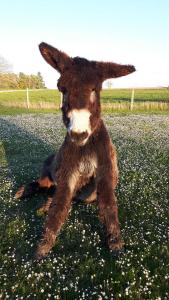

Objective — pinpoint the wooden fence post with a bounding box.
[130,89,135,110]
[26,88,30,109]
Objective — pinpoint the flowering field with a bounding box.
[0,114,168,299]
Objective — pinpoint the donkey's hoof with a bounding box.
[35,244,49,261]
[107,235,124,255]
[14,186,25,199]
[110,246,125,257]
[35,232,56,260]
[34,250,47,261]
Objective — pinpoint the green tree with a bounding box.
[37,72,46,89]
[0,68,46,90]
[18,72,46,89]
[0,73,18,89]
[18,72,30,89]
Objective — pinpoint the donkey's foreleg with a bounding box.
[97,177,124,253]
[35,185,73,259]
[110,144,119,189]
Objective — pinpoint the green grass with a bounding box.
[0,89,59,105]
[101,88,169,103]
[0,88,169,114]
[0,107,57,115]
[1,106,169,116]
[0,114,168,299]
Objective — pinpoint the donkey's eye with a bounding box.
[60,90,67,109]
[90,90,97,103]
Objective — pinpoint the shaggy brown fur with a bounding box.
[15,42,135,259]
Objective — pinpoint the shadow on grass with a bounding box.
[0,117,55,260]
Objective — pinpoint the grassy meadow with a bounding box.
[0,88,169,114]
[0,114,169,299]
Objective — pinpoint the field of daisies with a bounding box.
[0,113,168,299]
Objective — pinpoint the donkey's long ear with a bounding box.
[39,42,72,73]
[97,62,136,81]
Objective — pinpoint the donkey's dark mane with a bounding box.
[73,56,97,68]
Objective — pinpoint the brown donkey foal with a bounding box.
[16,42,135,259]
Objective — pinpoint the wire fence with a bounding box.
[0,88,169,111]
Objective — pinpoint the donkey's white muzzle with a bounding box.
[68,109,91,134]
[67,109,91,145]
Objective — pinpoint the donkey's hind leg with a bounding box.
[37,184,56,215]
[15,180,40,199]
[15,176,54,199]
[37,197,53,215]
[15,153,56,199]
[84,190,97,204]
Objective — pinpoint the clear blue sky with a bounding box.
[1,0,169,88]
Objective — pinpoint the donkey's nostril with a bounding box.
[70,130,88,143]
[70,130,88,137]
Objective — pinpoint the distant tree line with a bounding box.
[0,55,46,89]
[0,72,46,90]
